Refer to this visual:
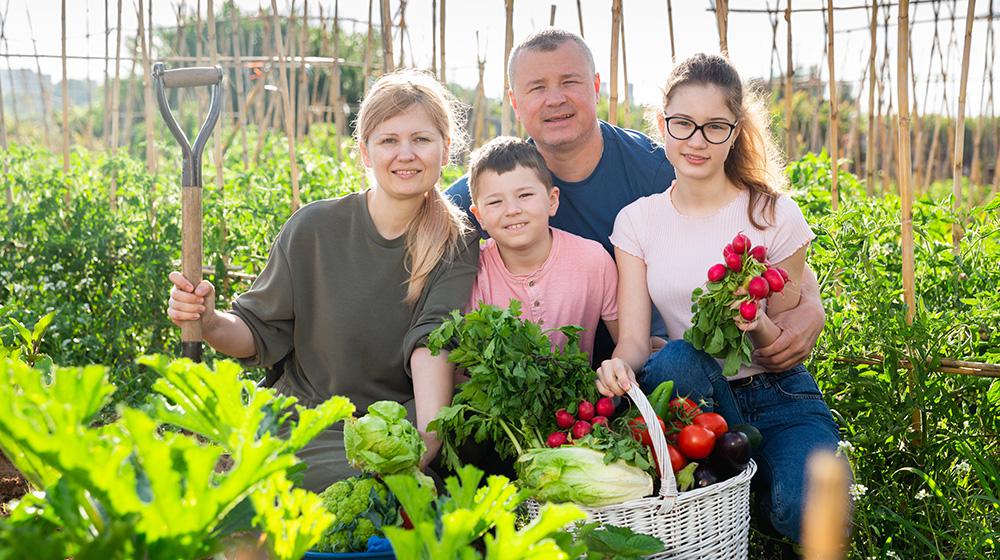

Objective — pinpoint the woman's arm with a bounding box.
[168,271,256,358]
[595,249,652,397]
[754,265,825,371]
[739,244,808,349]
[410,346,455,469]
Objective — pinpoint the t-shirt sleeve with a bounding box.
[402,232,480,375]
[608,202,645,260]
[230,241,295,368]
[599,249,618,322]
[766,196,816,264]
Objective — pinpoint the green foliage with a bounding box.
[572,523,667,560]
[0,354,354,559]
[314,475,400,553]
[427,302,599,468]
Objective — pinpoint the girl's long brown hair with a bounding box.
[355,69,471,305]
[655,53,787,229]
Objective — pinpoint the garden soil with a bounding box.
[0,452,28,514]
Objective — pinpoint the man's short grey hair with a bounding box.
[507,27,596,85]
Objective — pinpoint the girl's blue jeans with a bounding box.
[639,339,842,544]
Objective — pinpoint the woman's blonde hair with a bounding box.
[354,69,471,305]
[653,53,787,229]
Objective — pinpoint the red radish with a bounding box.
[739,301,758,321]
[749,245,767,262]
[707,264,727,283]
[763,268,786,293]
[747,276,770,299]
[595,397,615,418]
[571,420,592,439]
[731,233,752,254]
[723,244,735,258]
[591,415,609,427]
[577,400,595,421]
[555,409,575,429]
[546,431,569,448]
[777,267,790,282]
[724,251,743,272]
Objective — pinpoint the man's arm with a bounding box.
[752,265,825,372]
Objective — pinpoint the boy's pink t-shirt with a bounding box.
[469,228,618,358]
[610,189,814,379]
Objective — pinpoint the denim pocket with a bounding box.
[772,366,823,400]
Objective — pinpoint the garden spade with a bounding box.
[153,63,224,362]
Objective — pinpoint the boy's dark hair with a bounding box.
[467,136,553,202]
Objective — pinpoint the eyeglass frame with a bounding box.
[662,115,739,145]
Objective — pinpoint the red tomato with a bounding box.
[669,397,702,420]
[692,412,729,437]
[677,425,716,460]
[629,416,666,447]
[667,444,687,473]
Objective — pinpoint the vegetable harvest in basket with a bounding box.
[684,233,789,376]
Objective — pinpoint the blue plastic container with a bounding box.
[302,551,394,559]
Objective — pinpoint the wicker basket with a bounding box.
[524,386,756,559]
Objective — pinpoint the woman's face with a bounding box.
[360,104,449,201]
[658,83,739,183]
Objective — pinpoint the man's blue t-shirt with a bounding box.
[445,121,676,345]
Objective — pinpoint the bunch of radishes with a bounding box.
[546,398,616,447]
[684,233,791,376]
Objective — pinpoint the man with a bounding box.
[445,27,823,373]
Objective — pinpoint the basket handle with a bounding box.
[626,385,679,507]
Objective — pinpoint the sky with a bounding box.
[1,0,998,118]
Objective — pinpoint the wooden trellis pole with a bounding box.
[785,0,794,159]
[439,0,446,82]
[296,0,310,141]
[103,0,111,147]
[667,0,676,63]
[25,6,52,149]
[620,2,630,125]
[897,0,921,439]
[397,0,408,69]
[0,18,8,207]
[472,32,486,148]
[109,0,123,212]
[715,0,729,53]
[801,452,850,560]
[61,0,69,175]
[431,0,437,77]
[380,0,395,73]
[914,0,943,193]
[501,0,514,135]
[229,0,249,169]
[331,0,345,155]
[122,37,141,153]
[865,0,878,195]
[826,0,839,211]
[952,0,976,254]
[577,0,585,37]
[364,0,374,93]
[138,0,156,175]
[609,0,621,126]
[271,0,301,213]
[550,4,557,26]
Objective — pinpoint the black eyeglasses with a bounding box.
[663,116,738,145]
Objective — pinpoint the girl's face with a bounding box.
[359,104,450,201]
[658,83,740,183]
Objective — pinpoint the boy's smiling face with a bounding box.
[471,165,560,253]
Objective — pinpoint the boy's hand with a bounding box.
[596,358,637,397]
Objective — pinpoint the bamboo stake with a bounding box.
[297,0,309,141]
[230,0,249,169]
[662,0,675,64]
[60,0,69,176]
[829,354,1000,378]
[331,0,345,155]
[207,0,229,292]
[271,0,301,213]
[109,0,123,212]
[577,0,584,37]
[785,0,794,159]
[122,37,140,153]
[865,0,878,194]
[439,0,446,82]
[195,0,208,112]
[826,0,839,211]
[364,0,373,93]
[715,0,729,53]
[431,0,437,77]
[253,9,274,160]
[173,2,188,122]
[800,451,850,560]
[952,0,976,254]
[2,1,20,136]
[313,5,326,126]
[0,21,8,207]
[397,0,408,69]
[609,0,621,126]
[501,0,514,135]
[138,0,156,175]
[104,0,111,148]
[620,3,631,125]
[379,0,394,73]
[473,33,486,148]
[25,7,52,149]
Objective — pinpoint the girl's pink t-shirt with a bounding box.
[469,227,618,359]
[610,188,814,379]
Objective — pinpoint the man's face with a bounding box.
[509,41,600,153]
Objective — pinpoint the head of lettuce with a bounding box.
[344,401,426,475]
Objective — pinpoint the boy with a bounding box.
[467,136,618,359]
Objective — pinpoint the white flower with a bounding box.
[886,551,901,559]
[953,461,971,476]
[52,263,64,272]
[836,440,855,457]
[915,488,929,500]
[849,484,868,499]
[55,281,67,290]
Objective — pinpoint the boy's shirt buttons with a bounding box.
[533,301,540,307]
[528,280,536,287]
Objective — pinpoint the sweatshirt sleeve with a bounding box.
[230,241,295,368]
[402,232,480,375]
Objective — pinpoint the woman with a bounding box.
[596,53,841,547]
[167,69,479,492]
